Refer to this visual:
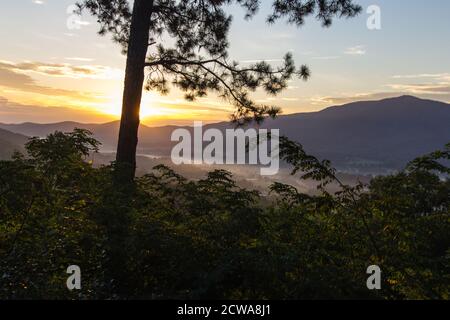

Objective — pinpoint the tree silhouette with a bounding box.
[76,0,361,181]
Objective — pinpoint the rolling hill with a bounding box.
[0,128,28,160]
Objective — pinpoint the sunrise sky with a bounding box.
[0,0,450,126]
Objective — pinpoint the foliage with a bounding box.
[0,130,448,299]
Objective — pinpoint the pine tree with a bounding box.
[77,0,361,181]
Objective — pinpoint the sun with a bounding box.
[140,93,167,118]
[98,91,165,119]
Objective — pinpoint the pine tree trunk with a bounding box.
[116,0,154,181]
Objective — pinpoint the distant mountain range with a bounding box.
[1,95,449,173]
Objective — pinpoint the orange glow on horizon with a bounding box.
[0,84,231,126]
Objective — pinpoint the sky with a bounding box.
[0,0,450,126]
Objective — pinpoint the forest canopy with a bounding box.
[0,130,448,299]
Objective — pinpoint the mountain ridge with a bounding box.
[1,95,449,173]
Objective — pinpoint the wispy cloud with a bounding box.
[0,60,122,80]
[32,0,45,5]
[388,72,450,95]
[310,92,406,106]
[344,45,366,56]
[392,73,450,81]
[65,57,95,62]
[311,89,450,107]
[387,83,450,95]
[0,62,100,101]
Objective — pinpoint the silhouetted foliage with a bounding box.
[0,131,448,299]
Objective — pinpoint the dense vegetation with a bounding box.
[0,129,449,299]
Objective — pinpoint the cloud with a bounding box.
[65,57,95,62]
[344,45,366,56]
[0,96,117,124]
[392,73,450,82]
[312,90,450,107]
[310,92,402,106]
[313,70,450,107]
[387,83,450,95]
[0,62,98,101]
[32,0,45,5]
[387,72,450,95]
[0,60,122,80]
[157,97,232,114]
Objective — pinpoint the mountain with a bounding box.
[0,128,28,160]
[1,96,449,173]
[0,121,120,152]
[257,95,450,172]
